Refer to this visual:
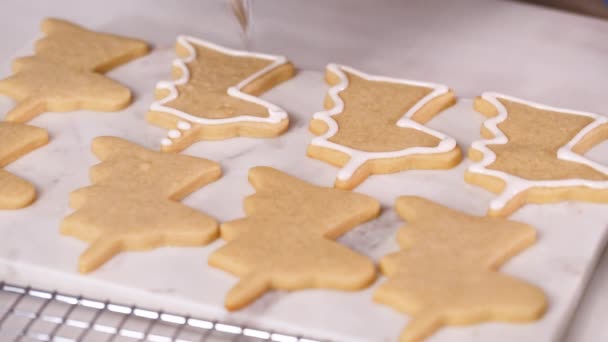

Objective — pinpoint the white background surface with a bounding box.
[0,0,607,341]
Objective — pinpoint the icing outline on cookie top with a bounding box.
[310,63,457,181]
[150,36,289,146]
[468,92,608,211]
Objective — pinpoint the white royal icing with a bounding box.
[151,35,290,146]
[310,63,457,181]
[468,92,608,211]
[168,129,182,139]
[177,121,191,130]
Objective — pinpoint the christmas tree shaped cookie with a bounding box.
[147,36,295,152]
[0,18,149,123]
[308,64,461,190]
[0,122,48,209]
[466,92,608,216]
[375,196,546,342]
[0,59,133,123]
[61,137,221,273]
[209,166,380,310]
[15,18,149,72]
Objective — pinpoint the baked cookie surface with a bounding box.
[466,92,608,216]
[0,18,149,123]
[61,137,221,273]
[18,18,149,72]
[308,64,461,189]
[209,166,380,310]
[147,36,295,152]
[0,122,49,209]
[375,196,547,342]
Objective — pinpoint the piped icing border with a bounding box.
[310,63,457,181]
[468,92,608,211]
[150,36,289,146]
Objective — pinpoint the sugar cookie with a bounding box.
[375,196,547,342]
[0,18,149,123]
[209,166,380,310]
[0,59,133,123]
[16,18,149,72]
[0,122,49,209]
[466,92,608,216]
[147,36,295,152]
[308,64,461,190]
[61,137,221,273]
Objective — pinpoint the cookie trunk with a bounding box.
[225,272,270,311]
[5,97,47,123]
[0,170,37,209]
[400,311,442,342]
[78,237,122,273]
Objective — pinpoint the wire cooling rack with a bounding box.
[0,282,322,342]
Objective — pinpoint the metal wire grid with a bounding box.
[0,282,323,342]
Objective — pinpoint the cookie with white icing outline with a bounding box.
[147,36,295,152]
[466,92,608,216]
[209,166,379,310]
[375,196,546,342]
[0,18,149,123]
[0,122,49,209]
[61,137,221,273]
[307,64,461,190]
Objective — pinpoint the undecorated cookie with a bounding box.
[0,18,149,123]
[209,166,380,310]
[308,64,461,190]
[147,36,295,152]
[375,196,547,342]
[61,137,221,273]
[16,18,149,72]
[0,122,49,209]
[0,59,133,123]
[466,92,608,216]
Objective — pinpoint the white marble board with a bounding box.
[0,1,607,341]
